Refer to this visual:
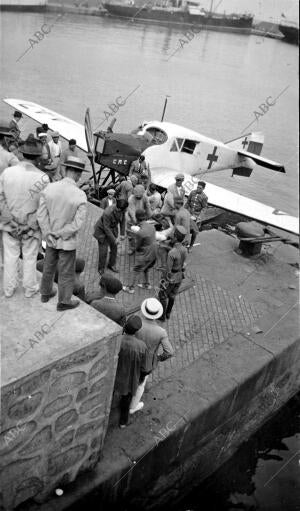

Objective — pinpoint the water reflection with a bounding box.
[177,393,300,511]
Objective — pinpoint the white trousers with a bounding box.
[130,375,149,411]
[2,231,40,295]
[0,231,3,268]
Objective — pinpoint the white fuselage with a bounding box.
[138,121,251,176]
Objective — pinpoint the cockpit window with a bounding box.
[176,138,184,150]
[181,139,199,154]
[145,127,168,144]
[170,138,184,152]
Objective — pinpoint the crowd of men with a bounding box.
[0,113,208,427]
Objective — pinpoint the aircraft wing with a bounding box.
[151,168,299,236]
[4,99,297,235]
[3,98,88,152]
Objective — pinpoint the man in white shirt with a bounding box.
[57,139,79,180]
[168,174,186,199]
[0,136,49,298]
[48,131,62,166]
[37,156,88,311]
[161,173,186,220]
[9,111,22,142]
[38,133,52,163]
[147,183,162,215]
[48,131,63,180]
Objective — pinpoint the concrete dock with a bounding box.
[1,202,299,510]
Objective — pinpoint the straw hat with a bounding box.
[61,156,88,172]
[141,298,163,320]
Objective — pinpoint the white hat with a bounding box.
[38,132,47,138]
[141,298,163,320]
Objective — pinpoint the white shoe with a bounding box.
[137,283,152,290]
[129,402,144,415]
[24,287,39,298]
[4,289,16,298]
[123,286,135,294]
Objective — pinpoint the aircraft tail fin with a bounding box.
[225,132,264,155]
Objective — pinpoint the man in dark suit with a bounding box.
[37,257,86,301]
[101,189,116,209]
[123,209,157,294]
[93,199,128,275]
[128,155,150,185]
[90,274,126,327]
[114,315,150,427]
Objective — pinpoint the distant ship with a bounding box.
[279,19,299,45]
[103,0,253,34]
[0,0,47,10]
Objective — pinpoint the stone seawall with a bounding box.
[0,279,121,510]
[38,303,299,511]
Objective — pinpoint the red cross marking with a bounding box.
[207,146,218,170]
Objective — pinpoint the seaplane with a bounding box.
[3,98,299,237]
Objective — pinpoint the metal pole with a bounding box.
[161,95,170,122]
[84,108,99,199]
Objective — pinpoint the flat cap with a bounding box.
[174,226,187,242]
[175,225,187,235]
[124,315,142,335]
[134,185,145,195]
[175,173,185,180]
[52,131,60,137]
[100,274,123,294]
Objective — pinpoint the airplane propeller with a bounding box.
[107,117,117,133]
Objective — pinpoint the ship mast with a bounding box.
[209,0,214,14]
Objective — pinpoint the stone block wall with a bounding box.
[0,333,120,510]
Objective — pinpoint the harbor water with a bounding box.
[0,11,298,217]
[176,392,300,511]
[0,9,299,511]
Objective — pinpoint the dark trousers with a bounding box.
[97,238,117,272]
[190,230,197,247]
[158,281,180,319]
[120,393,132,426]
[190,219,199,247]
[40,246,76,304]
[126,222,136,251]
[120,212,126,237]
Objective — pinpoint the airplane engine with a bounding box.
[94,132,152,175]
[232,156,256,177]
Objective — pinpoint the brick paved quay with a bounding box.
[11,203,297,511]
[34,202,298,511]
[78,204,265,388]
